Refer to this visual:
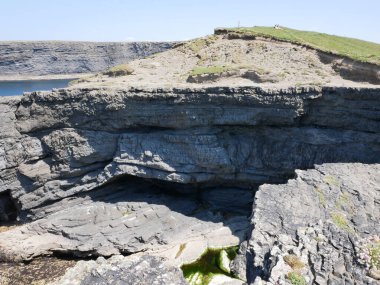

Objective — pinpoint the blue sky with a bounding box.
[1,0,379,43]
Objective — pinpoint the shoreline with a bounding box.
[0,73,92,81]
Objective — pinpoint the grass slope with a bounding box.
[224,26,380,65]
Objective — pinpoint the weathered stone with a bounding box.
[0,178,248,262]
[49,255,188,285]
[248,163,380,285]
[230,241,249,281]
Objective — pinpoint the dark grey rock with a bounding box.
[6,86,379,215]
[230,241,249,281]
[0,178,249,261]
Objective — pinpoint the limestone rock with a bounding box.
[7,86,379,216]
[49,255,188,285]
[0,85,379,285]
[16,87,380,133]
[230,241,250,282]
[0,178,249,262]
[248,163,380,284]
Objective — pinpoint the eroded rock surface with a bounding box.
[249,163,380,284]
[0,178,248,262]
[0,97,44,221]
[49,255,188,285]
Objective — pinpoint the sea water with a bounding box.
[0,79,73,96]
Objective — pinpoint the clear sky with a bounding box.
[1,0,379,43]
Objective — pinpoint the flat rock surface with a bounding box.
[0,257,76,285]
[0,178,249,263]
[249,163,380,284]
[49,255,188,285]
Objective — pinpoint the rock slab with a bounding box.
[50,255,188,285]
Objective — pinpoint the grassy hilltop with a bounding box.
[221,26,380,65]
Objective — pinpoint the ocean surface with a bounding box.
[0,79,73,96]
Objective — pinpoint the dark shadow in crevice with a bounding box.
[0,190,18,223]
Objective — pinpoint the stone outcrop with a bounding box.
[249,163,380,284]
[0,85,379,284]
[0,41,175,77]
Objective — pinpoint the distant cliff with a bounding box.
[0,41,175,76]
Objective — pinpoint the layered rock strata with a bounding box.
[0,41,175,77]
[0,85,379,284]
[8,86,379,218]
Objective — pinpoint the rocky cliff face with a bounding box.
[0,86,379,284]
[0,41,174,77]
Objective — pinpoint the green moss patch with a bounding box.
[181,246,239,285]
[314,187,327,208]
[185,36,217,54]
[323,175,340,187]
[103,64,134,77]
[189,65,234,76]
[331,212,354,233]
[287,271,307,285]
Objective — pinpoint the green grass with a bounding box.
[323,175,340,187]
[369,242,380,270]
[103,64,134,77]
[314,187,327,208]
[287,272,307,285]
[335,192,355,214]
[368,241,380,270]
[189,65,233,76]
[181,246,239,285]
[185,36,218,54]
[223,26,380,65]
[331,212,354,233]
